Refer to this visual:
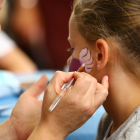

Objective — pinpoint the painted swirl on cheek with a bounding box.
[69,58,84,72]
[79,48,94,73]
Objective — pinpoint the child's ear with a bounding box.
[95,39,109,70]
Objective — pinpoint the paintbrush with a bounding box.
[48,63,85,112]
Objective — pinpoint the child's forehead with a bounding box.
[0,0,5,9]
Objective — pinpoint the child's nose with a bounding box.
[67,56,72,65]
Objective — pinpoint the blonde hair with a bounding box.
[73,0,140,78]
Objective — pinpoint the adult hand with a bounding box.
[9,75,48,140]
[28,71,109,140]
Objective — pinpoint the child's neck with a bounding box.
[103,68,140,134]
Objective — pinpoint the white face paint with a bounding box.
[79,48,94,73]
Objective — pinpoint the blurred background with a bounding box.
[0,0,75,124]
[0,0,73,72]
[0,0,74,122]
[0,1,105,140]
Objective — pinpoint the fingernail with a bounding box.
[69,72,74,74]
[106,76,108,81]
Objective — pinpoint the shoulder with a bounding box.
[95,112,112,140]
[123,107,140,140]
[124,119,140,139]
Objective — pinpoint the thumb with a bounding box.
[25,74,48,98]
[93,76,109,108]
[101,75,109,90]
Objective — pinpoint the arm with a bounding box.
[28,123,65,140]
[0,47,38,73]
[6,75,47,140]
[28,72,109,139]
[0,119,18,140]
[0,75,47,140]
[0,72,108,140]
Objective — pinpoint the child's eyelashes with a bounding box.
[67,48,74,53]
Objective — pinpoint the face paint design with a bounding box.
[69,58,84,72]
[79,48,94,73]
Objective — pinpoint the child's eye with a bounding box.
[67,48,74,53]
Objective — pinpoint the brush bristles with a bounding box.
[82,63,85,67]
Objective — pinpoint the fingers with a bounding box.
[25,75,48,97]
[43,71,74,107]
[70,72,97,96]
[49,71,74,94]
[101,76,109,90]
[44,71,109,116]
[94,90,108,108]
[94,76,109,108]
[65,73,109,109]
[63,72,99,118]
[96,75,109,93]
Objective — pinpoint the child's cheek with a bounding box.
[69,48,94,73]
[79,48,94,73]
[69,58,84,72]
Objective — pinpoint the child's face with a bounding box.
[67,13,96,76]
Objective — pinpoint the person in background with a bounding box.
[0,1,109,140]
[8,0,51,69]
[0,30,38,73]
[8,0,73,70]
[0,1,37,73]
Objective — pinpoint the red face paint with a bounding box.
[69,58,84,72]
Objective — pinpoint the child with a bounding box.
[0,1,109,140]
[67,0,140,139]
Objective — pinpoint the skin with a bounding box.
[0,0,38,73]
[1,1,140,138]
[9,0,45,45]
[68,58,83,72]
[79,48,94,73]
[0,2,109,139]
[0,71,107,140]
[0,1,38,72]
[0,47,38,73]
[67,13,140,135]
[28,71,109,140]
[0,75,47,140]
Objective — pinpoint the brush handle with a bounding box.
[48,78,74,112]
